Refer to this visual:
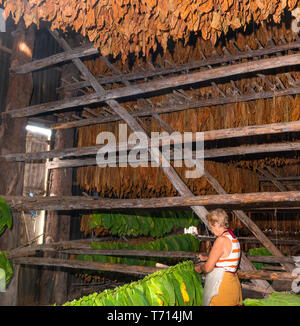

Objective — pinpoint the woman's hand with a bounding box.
[194,264,203,274]
[198,253,208,262]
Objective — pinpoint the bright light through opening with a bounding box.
[25,125,51,245]
[26,124,52,138]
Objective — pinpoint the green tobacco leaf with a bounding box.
[160,274,176,306]
[0,197,12,236]
[243,292,300,306]
[0,251,13,284]
[62,261,203,307]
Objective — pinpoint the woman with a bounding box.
[194,208,242,306]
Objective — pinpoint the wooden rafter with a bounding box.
[10,256,299,281]
[49,36,300,131]
[0,44,12,55]
[1,120,300,165]
[5,52,300,119]
[51,86,300,130]
[10,38,300,82]
[6,238,300,259]
[10,44,98,74]
[259,167,299,192]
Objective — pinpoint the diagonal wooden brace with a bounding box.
[152,112,274,291]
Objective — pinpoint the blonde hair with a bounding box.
[206,209,229,228]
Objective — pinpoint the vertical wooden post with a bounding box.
[38,63,78,305]
[0,21,35,306]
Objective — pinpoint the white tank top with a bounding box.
[215,230,241,273]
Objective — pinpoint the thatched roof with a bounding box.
[1,0,299,62]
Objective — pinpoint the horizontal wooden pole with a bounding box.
[61,249,299,265]
[6,53,300,118]
[61,248,197,259]
[12,257,160,276]
[0,44,12,55]
[237,270,297,281]
[46,141,300,169]
[241,283,273,294]
[2,120,300,163]
[3,191,300,211]
[196,235,300,246]
[51,87,300,130]
[10,44,99,74]
[12,256,298,280]
[247,255,298,264]
[56,40,300,93]
[6,238,116,259]
[7,241,299,264]
[259,176,300,182]
[7,247,197,260]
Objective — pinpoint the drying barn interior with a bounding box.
[0,0,300,306]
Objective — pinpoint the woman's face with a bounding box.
[209,221,224,236]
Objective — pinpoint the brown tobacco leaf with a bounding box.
[63,3,73,17]
[288,0,299,10]
[230,16,241,29]
[198,0,214,13]
[1,0,298,62]
[74,14,83,32]
[211,11,223,30]
[86,8,96,28]
[220,0,229,12]
[249,0,259,11]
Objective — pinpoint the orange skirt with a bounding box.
[210,272,242,306]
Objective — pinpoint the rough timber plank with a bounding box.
[56,39,300,92]
[51,87,300,130]
[6,53,300,118]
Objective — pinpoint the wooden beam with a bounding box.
[266,166,298,192]
[8,248,197,259]
[2,118,300,163]
[13,257,161,277]
[60,249,198,259]
[0,44,12,54]
[60,250,299,266]
[259,176,300,182]
[56,85,300,130]
[44,140,300,169]
[11,256,299,281]
[4,140,300,165]
[6,238,116,259]
[56,40,300,93]
[51,87,300,130]
[247,255,298,265]
[8,243,298,264]
[257,167,287,192]
[3,192,300,211]
[237,270,298,281]
[6,53,300,118]
[10,44,99,74]
[196,235,300,246]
